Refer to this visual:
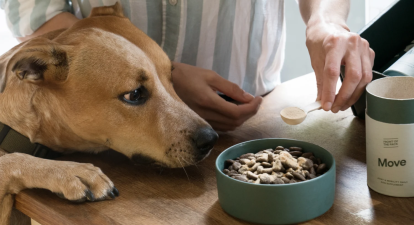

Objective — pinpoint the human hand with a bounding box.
[171,62,262,131]
[306,22,375,113]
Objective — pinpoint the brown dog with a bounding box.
[0,3,218,224]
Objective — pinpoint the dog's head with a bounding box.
[0,3,218,168]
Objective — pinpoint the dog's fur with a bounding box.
[0,3,217,224]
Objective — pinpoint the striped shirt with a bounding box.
[1,0,285,96]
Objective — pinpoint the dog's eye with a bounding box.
[126,89,141,101]
[121,86,148,105]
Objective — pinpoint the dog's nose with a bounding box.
[194,127,218,159]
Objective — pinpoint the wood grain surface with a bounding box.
[15,73,414,225]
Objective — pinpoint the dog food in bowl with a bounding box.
[223,146,328,184]
[216,139,335,224]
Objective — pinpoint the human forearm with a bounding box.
[298,0,374,113]
[17,12,79,42]
[299,0,350,30]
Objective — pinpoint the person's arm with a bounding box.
[299,0,375,113]
[1,0,79,42]
[18,12,79,42]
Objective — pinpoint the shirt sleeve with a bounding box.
[1,0,72,37]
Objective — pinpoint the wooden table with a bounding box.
[15,73,414,225]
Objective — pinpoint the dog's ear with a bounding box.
[89,2,125,18]
[0,35,71,93]
[9,39,70,86]
[0,56,7,93]
[0,44,24,93]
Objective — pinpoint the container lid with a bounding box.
[366,76,414,124]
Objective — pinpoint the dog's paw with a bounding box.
[50,162,119,202]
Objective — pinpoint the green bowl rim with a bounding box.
[215,138,336,186]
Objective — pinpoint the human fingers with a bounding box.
[209,94,263,121]
[208,122,238,132]
[369,48,375,65]
[313,63,325,101]
[196,107,248,129]
[308,52,325,101]
[331,37,364,113]
[208,74,254,103]
[340,45,374,111]
[207,97,262,131]
[321,35,346,111]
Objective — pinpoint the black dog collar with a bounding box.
[0,122,61,159]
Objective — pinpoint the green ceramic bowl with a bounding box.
[215,138,336,224]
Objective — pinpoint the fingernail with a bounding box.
[243,92,254,100]
[323,102,332,111]
[331,105,341,113]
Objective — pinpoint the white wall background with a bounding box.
[281,0,397,82]
[282,0,381,82]
[368,0,397,21]
[0,0,398,81]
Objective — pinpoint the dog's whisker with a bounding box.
[182,157,203,179]
[193,163,202,176]
[180,157,190,164]
[157,152,169,175]
[191,160,204,179]
[193,161,199,169]
[158,154,166,175]
[181,157,194,169]
[177,157,190,181]
[182,157,198,170]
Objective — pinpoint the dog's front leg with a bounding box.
[0,150,13,225]
[0,193,14,225]
[0,152,118,224]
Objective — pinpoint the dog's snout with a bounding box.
[194,127,218,158]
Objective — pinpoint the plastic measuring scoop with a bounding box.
[280,101,322,125]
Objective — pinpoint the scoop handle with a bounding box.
[302,100,322,113]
